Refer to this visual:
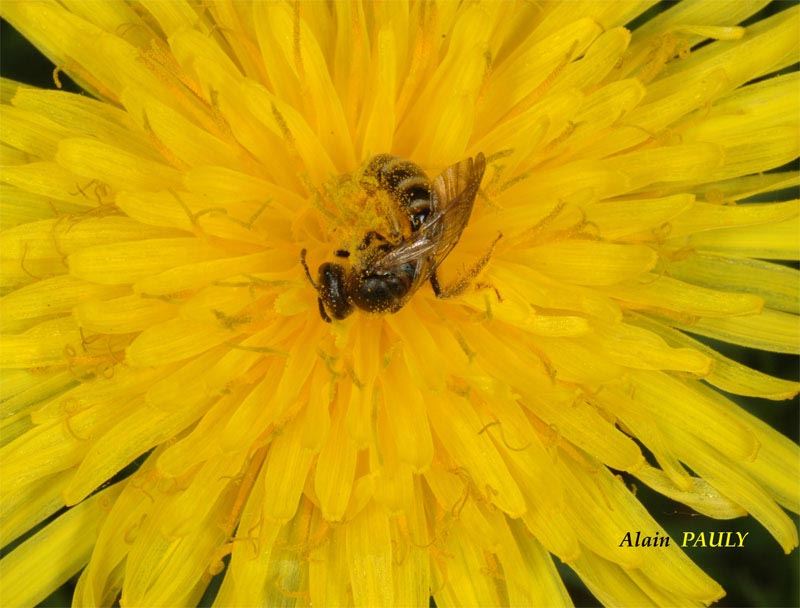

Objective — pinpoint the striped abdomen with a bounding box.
[363,155,433,231]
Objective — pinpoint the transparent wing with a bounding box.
[427,152,486,268]
[373,228,441,269]
[374,153,486,272]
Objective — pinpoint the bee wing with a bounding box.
[373,230,441,269]
[427,152,486,268]
[374,153,486,271]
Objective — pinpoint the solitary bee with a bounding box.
[302,153,496,322]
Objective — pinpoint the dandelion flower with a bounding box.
[1,1,799,606]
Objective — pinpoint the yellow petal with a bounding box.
[634,465,746,519]
[63,393,213,505]
[11,85,155,159]
[57,137,182,191]
[609,275,763,318]
[564,79,647,154]
[0,216,178,261]
[359,27,397,158]
[242,81,336,185]
[380,349,435,471]
[686,216,799,260]
[252,3,355,170]
[627,371,759,463]
[585,194,694,241]
[69,238,227,285]
[607,387,692,489]
[434,522,503,606]
[0,275,127,331]
[261,415,315,522]
[159,450,247,538]
[0,186,84,231]
[127,318,235,367]
[1,104,73,160]
[136,91,242,170]
[135,251,291,296]
[121,489,229,607]
[675,308,800,354]
[584,70,727,159]
[646,5,798,100]
[346,500,394,608]
[492,261,623,322]
[74,455,157,606]
[315,399,358,521]
[667,253,799,314]
[0,373,113,490]
[668,428,799,553]
[591,320,711,373]
[516,241,657,286]
[0,369,75,420]
[571,550,666,606]
[690,381,800,515]
[75,294,176,334]
[0,317,81,369]
[31,365,166,423]
[138,0,204,37]
[602,142,723,191]
[0,482,123,608]
[0,469,70,548]
[631,314,800,399]
[478,17,603,133]
[503,518,574,607]
[551,27,631,94]
[309,520,350,607]
[263,500,313,607]
[668,201,799,238]
[1,161,102,207]
[214,466,280,607]
[390,515,431,608]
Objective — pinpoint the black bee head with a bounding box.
[317,262,354,320]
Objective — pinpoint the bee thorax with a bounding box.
[350,271,414,313]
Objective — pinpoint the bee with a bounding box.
[302,153,496,322]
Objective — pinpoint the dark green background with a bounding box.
[2,2,798,606]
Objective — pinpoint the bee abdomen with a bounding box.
[364,155,432,231]
[396,178,432,230]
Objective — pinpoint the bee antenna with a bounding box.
[300,249,319,289]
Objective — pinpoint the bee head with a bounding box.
[317,262,354,320]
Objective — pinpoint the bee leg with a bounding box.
[430,271,444,297]
[300,249,319,289]
[430,269,473,299]
[302,250,333,322]
[317,298,332,323]
[474,282,503,303]
[431,232,503,299]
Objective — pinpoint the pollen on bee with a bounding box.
[314,163,408,262]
